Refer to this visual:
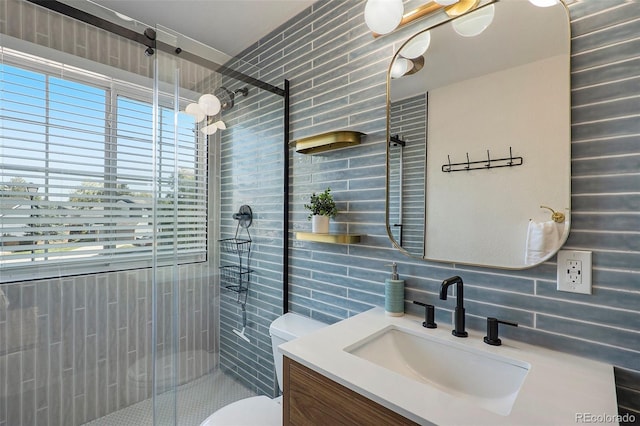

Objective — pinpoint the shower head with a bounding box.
[213,86,249,111]
[214,86,234,111]
[234,87,248,97]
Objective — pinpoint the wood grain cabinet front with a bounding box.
[283,356,420,426]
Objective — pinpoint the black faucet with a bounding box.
[484,317,518,346]
[413,300,437,329]
[439,276,468,337]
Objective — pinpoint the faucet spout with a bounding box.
[440,276,468,338]
[440,275,463,302]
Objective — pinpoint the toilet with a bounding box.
[200,312,328,426]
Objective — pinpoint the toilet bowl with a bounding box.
[200,312,328,426]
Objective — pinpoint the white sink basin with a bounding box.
[344,325,530,416]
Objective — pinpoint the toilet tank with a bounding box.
[269,312,328,391]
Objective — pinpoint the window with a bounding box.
[0,48,208,281]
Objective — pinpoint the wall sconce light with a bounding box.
[185,93,227,135]
[366,0,481,37]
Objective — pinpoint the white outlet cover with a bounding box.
[557,250,592,294]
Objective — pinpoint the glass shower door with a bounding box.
[151,26,215,426]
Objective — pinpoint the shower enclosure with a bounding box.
[0,1,288,424]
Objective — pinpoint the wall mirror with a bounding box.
[386,0,571,269]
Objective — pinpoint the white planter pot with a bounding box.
[311,215,330,233]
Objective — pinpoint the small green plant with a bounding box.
[304,188,337,220]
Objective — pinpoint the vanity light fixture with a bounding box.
[367,0,481,37]
[452,3,495,37]
[390,55,424,79]
[391,30,431,79]
[200,120,227,135]
[185,93,227,135]
[400,30,431,59]
[364,0,404,35]
[390,57,414,79]
[185,103,205,123]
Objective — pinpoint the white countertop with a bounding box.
[279,307,618,425]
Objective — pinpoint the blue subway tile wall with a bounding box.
[217,83,285,397]
[224,0,640,387]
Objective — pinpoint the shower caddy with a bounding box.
[219,204,253,298]
[219,205,253,341]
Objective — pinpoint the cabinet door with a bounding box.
[283,356,419,426]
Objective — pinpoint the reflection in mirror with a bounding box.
[386,0,571,269]
[389,95,426,254]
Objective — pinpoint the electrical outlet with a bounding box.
[567,260,582,284]
[557,250,592,294]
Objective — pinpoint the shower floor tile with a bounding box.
[84,370,257,426]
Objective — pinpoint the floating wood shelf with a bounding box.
[291,131,365,154]
[295,232,362,244]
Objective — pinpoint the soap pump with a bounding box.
[384,262,405,317]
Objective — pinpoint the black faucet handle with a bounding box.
[412,300,437,329]
[484,317,518,346]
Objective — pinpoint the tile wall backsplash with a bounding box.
[224,0,640,378]
[217,86,286,397]
[0,265,216,426]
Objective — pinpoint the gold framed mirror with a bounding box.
[386,0,571,269]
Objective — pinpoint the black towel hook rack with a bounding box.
[442,147,524,173]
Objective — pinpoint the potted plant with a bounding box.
[304,188,337,233]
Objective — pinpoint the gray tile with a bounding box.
[61,368,73,425]
[566,230,640,251]
[48,342,62,425]
[572,37,640,72]
[591,268,640,292]
[572,77,640,107]
[570,2,631,35]
[572,15,640,55]
[572,57,640,89]
[594,251,640,271]
[570,212,640,233]
[572,135,640,159]
[572,174,640,194]
[537,314,640,352]
[573,97,640,126]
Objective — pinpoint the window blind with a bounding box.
[0,48,208,282]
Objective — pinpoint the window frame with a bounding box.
[0,48,208,283]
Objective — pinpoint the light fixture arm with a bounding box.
[371,0,482,37]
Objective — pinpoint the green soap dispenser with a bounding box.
[385,262,405,317]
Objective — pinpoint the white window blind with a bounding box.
[0,48,208,282]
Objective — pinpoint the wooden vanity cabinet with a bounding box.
[283,356,419,426]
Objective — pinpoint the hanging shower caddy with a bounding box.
[219,205,253,303]
[219,205,253,342]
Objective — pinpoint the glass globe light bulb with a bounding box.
[364,0,404,35]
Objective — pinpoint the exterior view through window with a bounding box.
[0,48,207,281]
